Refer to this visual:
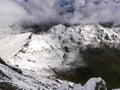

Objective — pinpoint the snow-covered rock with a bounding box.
[83,77,107,90]
[57,81,69,90]
[0,24,120,76]
[0,58,64,90]
[57,77,107,90]
[112,89,120,90]
[73,84,83,90]
[0,58,107,90]
[0,24,120,89]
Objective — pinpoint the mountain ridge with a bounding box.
[0,24,120,89]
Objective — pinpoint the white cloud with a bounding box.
[0,0,120,27]
[0,0,28,27]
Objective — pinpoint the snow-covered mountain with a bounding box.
[0,24,120,89]
[1,24,120,75]
[1,0,120,89]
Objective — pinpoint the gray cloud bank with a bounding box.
[0,0,120,27]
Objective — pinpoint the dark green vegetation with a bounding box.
[83,47,120,88]
[56,47,120,89]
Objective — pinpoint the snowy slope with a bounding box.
[0,24,120,76]
[0,59,65,90]
[0,33,31,62]
[12,24,120,75]
[0,24,120,89]
[0,59,107,90]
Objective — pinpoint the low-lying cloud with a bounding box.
[0,0,120,27]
